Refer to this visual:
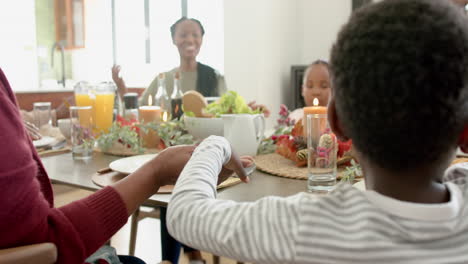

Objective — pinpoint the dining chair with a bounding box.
[0,243,57,264]
[129,206,244,264]
[129,206,161,256]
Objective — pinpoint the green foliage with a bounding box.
[257,138,277,155]
[97,123,143,153]
[141,119,196,147]
[257,125,293,155]
[184,111,196,117]
[157,119,196,146]
[340,159,363,183]
[205,91,262,117]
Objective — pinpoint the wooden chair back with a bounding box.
[0,243,57,264]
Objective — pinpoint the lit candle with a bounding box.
[303,98,327,116]
[162,111,168,122]
[138,96,161,149]
[303,98,327,136]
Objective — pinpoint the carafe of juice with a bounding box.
[154,73,171,121]
[170,72,183,120]
[74,81,94,107]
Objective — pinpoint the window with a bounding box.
[187,0,224,75]
[118,0,224,87]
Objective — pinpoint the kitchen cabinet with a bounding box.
[55,0,85,49]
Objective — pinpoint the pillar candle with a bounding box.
[139,106,161,149]
[303,98,328,137]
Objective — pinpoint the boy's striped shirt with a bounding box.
[168,136,468,264]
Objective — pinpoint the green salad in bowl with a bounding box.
[184,91,263,139]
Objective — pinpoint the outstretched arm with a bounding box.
[0,67,194,264]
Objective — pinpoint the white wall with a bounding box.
[224,0,301,128]
[299,0,351,64]
[224,0,351,129]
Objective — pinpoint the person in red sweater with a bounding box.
[0,67,195,264]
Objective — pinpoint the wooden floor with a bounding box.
[53,184,247,264]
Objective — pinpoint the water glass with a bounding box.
[306,114,337,192]
[33,102,52,129]
[70,106,94,160]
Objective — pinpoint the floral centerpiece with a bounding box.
[96,115,195,156]
[258,104,355,169]
[96,115,144,156]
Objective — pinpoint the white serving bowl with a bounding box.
[57,118,72,139]
[184,116,224,140]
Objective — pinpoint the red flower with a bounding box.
[116,115,140,133]
[337,139,352,158]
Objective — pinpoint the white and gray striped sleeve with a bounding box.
[166,136,302,264]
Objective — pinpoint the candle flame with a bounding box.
[313,98,319,106]
[162,111,168,122]
[148,96,153,106]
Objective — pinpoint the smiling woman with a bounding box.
[112,15,228,264]
[108,0,225,90]
[113,16,227,108]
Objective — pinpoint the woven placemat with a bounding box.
[255,153,308,180]
[92,171,241,194]
[255,153,349,180]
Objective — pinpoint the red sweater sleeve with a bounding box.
[0,69,129,264]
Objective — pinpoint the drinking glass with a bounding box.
[33,102,52,129]
[74,81,96,130]
[70,106,94,160]
[306,113,337,192]
[94,82,115,134]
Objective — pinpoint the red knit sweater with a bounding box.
[0,68,129,264]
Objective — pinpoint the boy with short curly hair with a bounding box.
[167,0,468,263]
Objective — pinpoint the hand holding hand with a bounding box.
[149,145,196,187]
[218,149,254,185]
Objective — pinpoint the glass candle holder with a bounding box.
[306,113,337,192]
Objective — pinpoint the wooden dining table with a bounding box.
[41,151,310,207]
[42,151,311,262]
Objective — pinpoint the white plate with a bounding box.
[109,154,158,174]
[33,136,56,148]
[353,180,366,191]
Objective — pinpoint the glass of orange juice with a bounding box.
[94,82,115,134]
[74,81,96,129]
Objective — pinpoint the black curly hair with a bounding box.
[170,17,205,39]
[330,0,468,170]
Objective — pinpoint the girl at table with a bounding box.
[165,0,468,263]
[0,66,197,264]
[289,60,331,123]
